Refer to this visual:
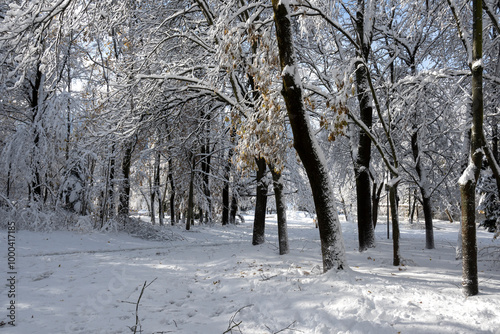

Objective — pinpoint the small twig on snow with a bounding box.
[223,304,253,334]
[265,320,303,333]
[260,273,278,281]
[132,278,157,334]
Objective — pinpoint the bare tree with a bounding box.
[272,0,346,271]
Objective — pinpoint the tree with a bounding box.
[458,0,483,297]
[352,0,376,252]
[272,0,346,271]
[447,0,484,296]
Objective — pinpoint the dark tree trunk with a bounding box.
[168,157,176,225]
[158,191,164,225]
[372,182,384,229]
[355,158,374,251]
[222,155,231,226]
[150,180,156,225]
[222,129,235,226]
[422,195,434,249]
[460,0,483,297]
[30,66,43,201]
[108,147,115,218]
[272,0,346,271]
[201,151,212,224]
[154,151,164,226]
[410,191,418,224]
[411,128,435,249]
[354,0,375,252]
[201,111,212,224]
[118,140,133,221]
[460,181,479,295]
[492,118,499,163]
[229,191,238,225]
[252,157,267,245]
[271,167,289,255]
[389,184,400,266]
[186,155,195,231]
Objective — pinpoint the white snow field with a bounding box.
[1,212,500,334]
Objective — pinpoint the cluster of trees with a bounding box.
[0,0,499,295]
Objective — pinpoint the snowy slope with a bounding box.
[1,212,499,334]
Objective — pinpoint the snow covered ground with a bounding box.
[1,212,500,334]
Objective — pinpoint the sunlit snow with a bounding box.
[1,212,499,333]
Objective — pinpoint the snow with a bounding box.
[458,163,477,186]
[282,64,296,78]
[1,212,500,334]
[472,59,483,71]
[387,176,401,188]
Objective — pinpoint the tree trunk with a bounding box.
[354,0,375,252]
[271,167,289,255]
[372,182,384,229]
[30,66,43,202]
[229,191,238,225]
[154,150,164,226]
[339,191,352,222]
[158,192,164,225]
[411,128,435,249]
[460,181,479,295]
[410,191,418,224]
[459,0,483,297]
[201,110,212,224]
[492,117,499,163]
[186,155,196,231]
[108,147,115,218]
[168,157,176,225]
[118,140,133,221]
[390,184,400,266]
[422,194,434,249]
[252,157,267,245]
[272,0,346,271]
[222,155,231,226]
[445,209,454,222]
[222,128,235,226]
[150,179,156,225]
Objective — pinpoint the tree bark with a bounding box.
[372,182,384,229]
[108,150,115,218]
[118,140,133,221]
[154,150,163,226]
[150,176,156,225]
[411,128,435,249]
[30,66,43,201]
[222,152,231,226]
[271,166,289,255]
[459,0,482,297]
[252,157,267,245]
[422,195,434,249]
[186,154,196,231]
[272,0,346,271]
[390,184,400,266]
[354,0,375,252]
[201,109,212,224]
[168,157,176,225]
[229,191,238,225]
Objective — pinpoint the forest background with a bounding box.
[0,0,499,298]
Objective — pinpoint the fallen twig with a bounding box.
[265,320,303,333]
[131,278,157,334]
[223,304,253,334]
[260,273,278,281]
